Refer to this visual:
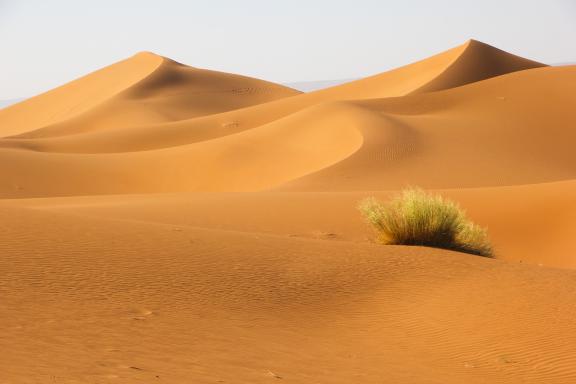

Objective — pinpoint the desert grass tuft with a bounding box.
[358,188,493,257]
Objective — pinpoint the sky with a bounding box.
[1,0,575,99]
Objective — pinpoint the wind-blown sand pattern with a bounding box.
[1,40,575,383]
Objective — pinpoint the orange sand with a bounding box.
[1,40,575,383]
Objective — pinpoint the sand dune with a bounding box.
[1,40,575,383]
[310,39,545,99]
[1,40,543,145]
[9,54,301,139]
[282,65,576,190]
[0,52,164,137]
[0,40,561,197]
[0,62,573,197]
[1,204,576,383]
[9,179,576,269]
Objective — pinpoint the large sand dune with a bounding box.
[1,40,575,383]
[9,54,301,139]
[0,64,573,196]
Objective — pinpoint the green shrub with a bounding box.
[358,188,493,257]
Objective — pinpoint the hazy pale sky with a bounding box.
[1,0,575,99]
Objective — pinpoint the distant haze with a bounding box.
[1,0,575,99]
[0,99,24,109]
[286,79,354,92]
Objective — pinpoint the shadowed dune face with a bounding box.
[1,40,576,383]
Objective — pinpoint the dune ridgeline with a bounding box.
[1,40,576,383]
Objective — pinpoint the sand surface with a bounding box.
[1,40,575,383]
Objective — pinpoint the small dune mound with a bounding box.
[359,188,493,257]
